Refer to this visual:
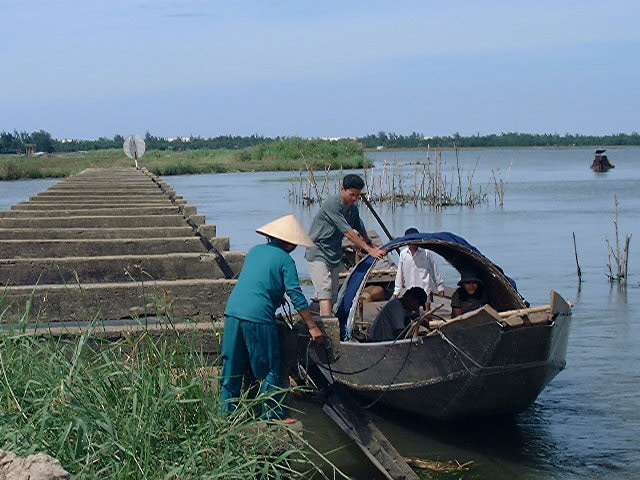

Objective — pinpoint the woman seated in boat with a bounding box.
[369,287,429,342]
[450,270,489,318]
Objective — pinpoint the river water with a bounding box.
[2,147,639,479]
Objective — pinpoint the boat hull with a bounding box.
[321,311,571,420]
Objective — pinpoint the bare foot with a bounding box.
[280,417,298,424]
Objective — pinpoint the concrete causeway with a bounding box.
[0,167,244,327]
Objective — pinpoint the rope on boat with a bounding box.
[319,329,410,376]
[435,330,557,378]
[318,335,415,410]
[436,330,485,373]
[358,338,414,409]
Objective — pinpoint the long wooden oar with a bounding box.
[360,194,394,242]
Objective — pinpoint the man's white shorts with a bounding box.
[307,260,342,302]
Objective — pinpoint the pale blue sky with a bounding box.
[2,0,639,139]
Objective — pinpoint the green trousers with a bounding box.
[219,315,287,420]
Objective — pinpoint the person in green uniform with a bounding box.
[220,215,324,423]
[305,174,386,317]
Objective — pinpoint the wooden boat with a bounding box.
[321,232,572,420]
[591,149,614,171]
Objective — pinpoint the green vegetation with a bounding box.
[236,137,365,169]
[0,327,342,479]
[360,131,640,149]
[3,128,637,180]
[0,139,371,181]
[3,129,640,157]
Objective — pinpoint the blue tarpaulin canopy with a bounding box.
[335,232,527,339]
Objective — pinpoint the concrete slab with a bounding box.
[1,278,236,322]
[57,180,154,184]
[0,237,222,258]
[47,181,160,187]
[31,190,167,197]
[0,252,245,284]
[12,202,175,210]
[0,215,192,228]
[197,224,216,238]
[0,206,182,217]
[51,186,161,192]
[25,197,174,204]
[5,319,224,357]
[0,226,197,240]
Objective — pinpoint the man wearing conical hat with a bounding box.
[220,215,324,423]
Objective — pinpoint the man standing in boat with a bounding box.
[305,174,386,317]
[220,215,324,423]
[393,227,445,310]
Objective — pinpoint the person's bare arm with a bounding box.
[451,307,463,318]
[344,229,386,259]
[298,308,324,343]
[359,229,373,245]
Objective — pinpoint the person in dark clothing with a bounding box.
[369,287,429,342]
[450,270,489,318]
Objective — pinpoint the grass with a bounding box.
[0,139,372,181]
[0,325,345,479]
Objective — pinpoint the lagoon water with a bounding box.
[2,147,639,479]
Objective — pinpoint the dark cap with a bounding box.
[404,227,419,235]
[457,270,483,286]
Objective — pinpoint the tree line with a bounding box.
[2,129,640,155]
[0,131,271,154]
[357,131,640,148]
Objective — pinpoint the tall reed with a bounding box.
[0,324,344,479]
[606,195,632,284]
[289,151,489,208]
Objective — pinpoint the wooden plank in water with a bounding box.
[306,365,419,480]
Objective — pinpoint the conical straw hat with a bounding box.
[256,215,315,247]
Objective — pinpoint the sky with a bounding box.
[2,0,639,140]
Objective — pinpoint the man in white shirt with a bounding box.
[393,228,444,309]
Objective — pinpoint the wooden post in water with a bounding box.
[572,232,582,283]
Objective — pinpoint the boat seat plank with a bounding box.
[440,305,502,332]
[501,315,525,327]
